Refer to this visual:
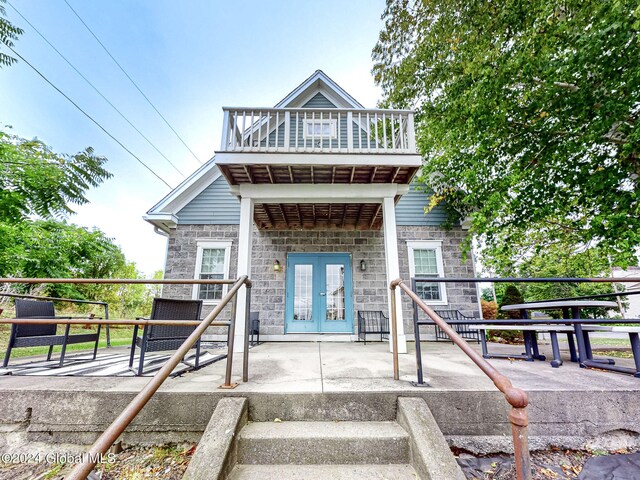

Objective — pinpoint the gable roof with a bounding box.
[274,70,364,109]
[144,157,222,233]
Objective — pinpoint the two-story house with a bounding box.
[144,70,480,353]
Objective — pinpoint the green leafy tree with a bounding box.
[373,0,640,271]
[0,0,22,67]
[0,130,111,222]
[0,220,126,299]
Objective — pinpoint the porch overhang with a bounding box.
[230,183,409,230]
[214,152,422,186]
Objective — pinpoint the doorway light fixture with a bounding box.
[360,259,366,272]
[273,260,282,272]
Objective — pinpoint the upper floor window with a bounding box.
[407,240,448,305]
[303,119,337,139]
[193,241,232,303]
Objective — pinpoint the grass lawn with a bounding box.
[0,324,135,360]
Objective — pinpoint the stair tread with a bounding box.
[240,421,409,440]
[228,464,419,480]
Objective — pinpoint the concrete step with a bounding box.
[237,421,410,465]
[228,464,419,480]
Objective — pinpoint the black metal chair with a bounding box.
[3,300,101,368]
[357,310,389,344]
[433,309,481,343]
[129,298,203,376]
[250,312,260,346]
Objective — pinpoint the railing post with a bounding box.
[407,112,416,153]
[220,109,230,151]
[221,294,238,389]
[347,111,353,152]
[411,277,425,385]
[284,111,291,151]
[390,281,400,380]
[242,282,252,383]
[510,407,531,480]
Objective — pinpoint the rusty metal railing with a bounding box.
[0,276,252,480]
[390,278,531,480]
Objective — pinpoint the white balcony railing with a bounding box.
[219,107,416,154]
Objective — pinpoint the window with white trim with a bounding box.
[193,241,232,303]
[302,118,337,139]
[407,241,447,305]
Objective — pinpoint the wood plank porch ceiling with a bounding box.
[219,164,417,186]
[220,164,415,230]
[255,202,393,230]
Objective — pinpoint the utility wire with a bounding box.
[5,44,173,189]
[63,0,204,165]
[7,1,187,178]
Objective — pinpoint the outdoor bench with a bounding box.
[433,309,481,343]
[357,310,389,344]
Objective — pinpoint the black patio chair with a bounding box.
[433,309,481,343]
[3,300,101,368]
[129,298,203,376]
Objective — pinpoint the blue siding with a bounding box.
[302,93,336,108]
[395,183,448,226]
[177,176,240,224]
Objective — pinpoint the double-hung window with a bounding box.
[193,241,232,303]
[302,118,337,139]
[407,241,447,305]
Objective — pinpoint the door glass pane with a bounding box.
[325,264,345,321]
[293,264,313,321]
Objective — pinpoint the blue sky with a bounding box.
[0,0,386,274]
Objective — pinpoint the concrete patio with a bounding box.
[0,340,639,455]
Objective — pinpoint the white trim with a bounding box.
[234,197,254,353]
[214,152,423,167]
[302,118,337,139]
[406,240,448,306]
[274,70,364,109]
[382,197,407,353]
[234,183,409,203]
[193,241,232,305]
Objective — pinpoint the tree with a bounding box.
[0,0,22,67]
[0,130,111,222]
[373,1,640,271]
[0,220,126,299]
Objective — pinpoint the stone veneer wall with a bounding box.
[163,224,480,337]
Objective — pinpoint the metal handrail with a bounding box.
[64,275,250,480]
[0,292,113,345]
[390,278,532,480]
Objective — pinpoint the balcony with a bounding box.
[219,107,417,154]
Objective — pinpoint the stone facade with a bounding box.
[163,224,480,338]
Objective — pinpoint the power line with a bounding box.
[5,44,173,189]
[7,1,187,178]
[63,0,204,165]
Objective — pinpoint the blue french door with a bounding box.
[285,253,353,333]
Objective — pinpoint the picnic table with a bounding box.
[471,300,640,376]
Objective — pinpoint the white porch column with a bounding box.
[234,196,254,353]
[382,196,407,354]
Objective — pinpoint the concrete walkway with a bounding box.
[0,340,638,393]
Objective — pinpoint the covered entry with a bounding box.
[285,253,353,333]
